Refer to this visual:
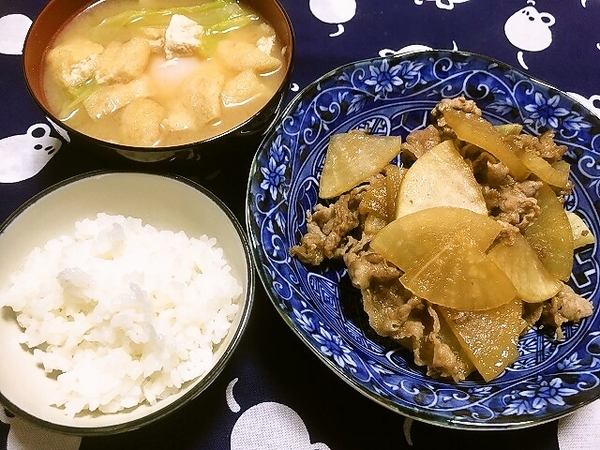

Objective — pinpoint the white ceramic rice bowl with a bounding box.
[0,171,254,435]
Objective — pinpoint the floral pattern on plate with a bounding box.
[246,50,600,429]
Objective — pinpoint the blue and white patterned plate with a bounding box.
[245,50,600,430]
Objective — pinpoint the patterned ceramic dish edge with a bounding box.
[246,49,600,430]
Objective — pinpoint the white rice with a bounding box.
[0,213,242,417]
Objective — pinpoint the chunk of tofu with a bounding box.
[46,39,104,90]
[182,69,225,126]
[95,38,152,85]
[120,98,165,146]
[258,22,276,38]
[215,40,282,74]
[221,70,265,106]
[83,78,152,119]
[255,23,278,54]
[256,35,276,55]
[164,14,204,60]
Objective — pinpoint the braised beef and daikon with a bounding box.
[291,97,595,383]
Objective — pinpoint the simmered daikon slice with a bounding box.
[400,244,516,311]
[494,123,523,135]
[319,131,401,199]
[442,109,530,181]
[524,183,574,281]
[385,165,405,222]
[488,233,562,303]
[437,300,526,382]
[359,176,387,219]
[567,211,596,248]
[516,150,570,189]
[371,206,502,274]
[395,140,487,219]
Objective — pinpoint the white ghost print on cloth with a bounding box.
[504,1,555,70]
[413,0,470,11]
[0,405,81,450]
[0,14,31,56]
[226,378,330,450]
[0,123,62,183]
[309,0,357,37]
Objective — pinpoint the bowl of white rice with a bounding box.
[0,171,254,435]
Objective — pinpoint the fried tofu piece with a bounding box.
[140,27,166,53]
[164,14,204,60]
[120,98,165,146]
[221,70,265,106]
[83,78,152,119]
[182,69,225,126]
[46,39,104,90]
[95,38,152,85]
[161,105,196,132]
[215,40,282,74]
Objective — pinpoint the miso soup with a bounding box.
[42,0,288,147]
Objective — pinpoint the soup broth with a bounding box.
[42,0,287,147]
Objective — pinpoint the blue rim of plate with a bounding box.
[245,49,600,430]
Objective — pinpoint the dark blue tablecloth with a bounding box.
[1,1,599,449]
